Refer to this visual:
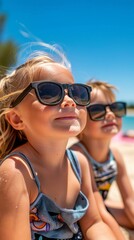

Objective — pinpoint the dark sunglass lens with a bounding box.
[71,85,90,106]
[38,83,62,104]
[88,105,105,120]
[111,102,126,117]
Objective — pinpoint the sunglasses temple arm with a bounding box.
[10,85,33,108]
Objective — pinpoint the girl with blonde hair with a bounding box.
[0,45,119,240]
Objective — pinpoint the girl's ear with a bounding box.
[6,111,25,130]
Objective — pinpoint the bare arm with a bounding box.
[75,151,116,240]
[89,163,125,240]
[111,147,134,227]
[0,158,31,240]
[70,145,125,239]
[93,187,125,239]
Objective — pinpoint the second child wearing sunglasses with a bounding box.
[70,80,134,235]
[0,45,119,240]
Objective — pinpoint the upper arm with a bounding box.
[77,151,110,221]
[0,158,31,240]
[74,151,102,227]
[73,152,117,239]
[112,147,134,205]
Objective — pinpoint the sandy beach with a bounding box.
[67,135,134,239]
[110,137,134,239]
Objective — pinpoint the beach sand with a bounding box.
[110,138,134,239]
[67,135,134,239]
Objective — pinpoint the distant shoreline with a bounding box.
[127,108,134,116]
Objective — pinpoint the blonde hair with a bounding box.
[86,79,117,102]
[0,43,71,159]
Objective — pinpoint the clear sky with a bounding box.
[1,0,134,103]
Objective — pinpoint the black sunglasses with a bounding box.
[10,81,92,108]
[87,101,127,121]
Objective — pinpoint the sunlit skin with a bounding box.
[71,85,134,233]
[83,88,122,147]
[77,88,122,165]
[0,63,118,240]
[14,63,87,145]
[5,63,87,207]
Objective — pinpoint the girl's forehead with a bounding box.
[91,88,114,103]
[35,62,74,84]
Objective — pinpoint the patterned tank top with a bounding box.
[75,142,118,200]
[2,149,89,240]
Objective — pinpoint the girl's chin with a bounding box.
[103,126,119,135]
[65,125,82,137]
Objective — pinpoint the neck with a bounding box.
[18,137,69,169]
[80,137,111,163]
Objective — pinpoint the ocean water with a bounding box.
[122,115,134,132]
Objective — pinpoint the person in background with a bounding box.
[70,79,134,236]
[0,44,118,240]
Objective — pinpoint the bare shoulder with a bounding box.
[0,156,23,186]
[70,144,92,176]
[110,145,127,175]
[0,154,33,181]
[70,149,90,173]
[0,156,32,239]
[70,142,84,155]
[110,145,125,165]
[0,155,32,206]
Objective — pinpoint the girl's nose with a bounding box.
[105,107,115,120]
[61,92,76,108]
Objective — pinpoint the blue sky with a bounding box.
[1,0,134,103]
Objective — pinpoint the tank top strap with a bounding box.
[2,152,41,191]
[77,142,115,165]
[66,149,81,183]
[76,142,94,163]
[109,149,116,162]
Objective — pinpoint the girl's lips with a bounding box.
[55,114,78,120]
[55,116,78,120]
[101,122,117,128]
